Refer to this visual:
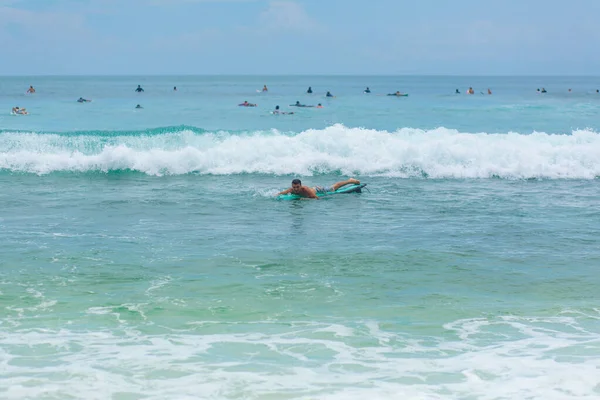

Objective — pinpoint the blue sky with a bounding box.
[1,0,599,75]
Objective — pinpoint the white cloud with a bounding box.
[149,0,322,52]
[0,4,99,69]
[0,6,88,38]
[258,1,320,33]
[152,28,223,50]
[149,0,256,4]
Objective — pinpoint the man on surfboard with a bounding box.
[276,178,360,199]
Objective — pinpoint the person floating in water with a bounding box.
[77,97,91,103]
[273,105,293,115]
[26,86,35,94]
[467,87,475,95]
[487,88,492,95]
[387,91,405,96]
[239,101,257,107]
[276,178,361,199]
[290,101,312,107]
[135,85,144,92]
[135,104,143,109]
[12,106,28,114]
[262,85,268,92]
[456,89,460,94]
[173,86,177,91]
[541,88,547,93]
[364,87,371,93]
[307,86,313,94]
[326,91,334,97]
[316,103,323,108]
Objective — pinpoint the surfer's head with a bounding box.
[291,179,302,193]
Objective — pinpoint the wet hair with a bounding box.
[292,179,301,185]
[275,105,280,110]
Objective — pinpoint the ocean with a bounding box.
[1,75,600,399]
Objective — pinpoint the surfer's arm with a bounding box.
[304,189,319,199]
[276,188,292,196]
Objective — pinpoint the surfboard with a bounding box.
[277,183,367,200]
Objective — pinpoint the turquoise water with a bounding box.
[1,76,600,399]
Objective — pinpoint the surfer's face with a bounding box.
[291,183,302,193]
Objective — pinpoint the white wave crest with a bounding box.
[1,125,599,178]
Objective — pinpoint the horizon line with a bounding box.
[1,73,600,78]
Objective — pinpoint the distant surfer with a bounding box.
[307,86,313,94]
[262,85,268,92]
[174,86,177,91]
[135,85,144,92]
[26,86,35,94]
[135,104,143,109]
[316,103,323,108]
[488,88,492,95]
[467,87,474,95]
[276,178,361,199]
[273,105,293,115]
[12,106,28,115]
[239,101,257,107]
[541,88,547,93]
[387,91,405,96]
[456,89,460,94]
[77,97,91,102]
[364,87,371,93]
[290,101,313,107]
[326,91,334,97]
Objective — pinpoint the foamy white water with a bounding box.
[1,125,600,178]
[2,314,600,400]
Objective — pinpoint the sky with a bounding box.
[1,0,599,75]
